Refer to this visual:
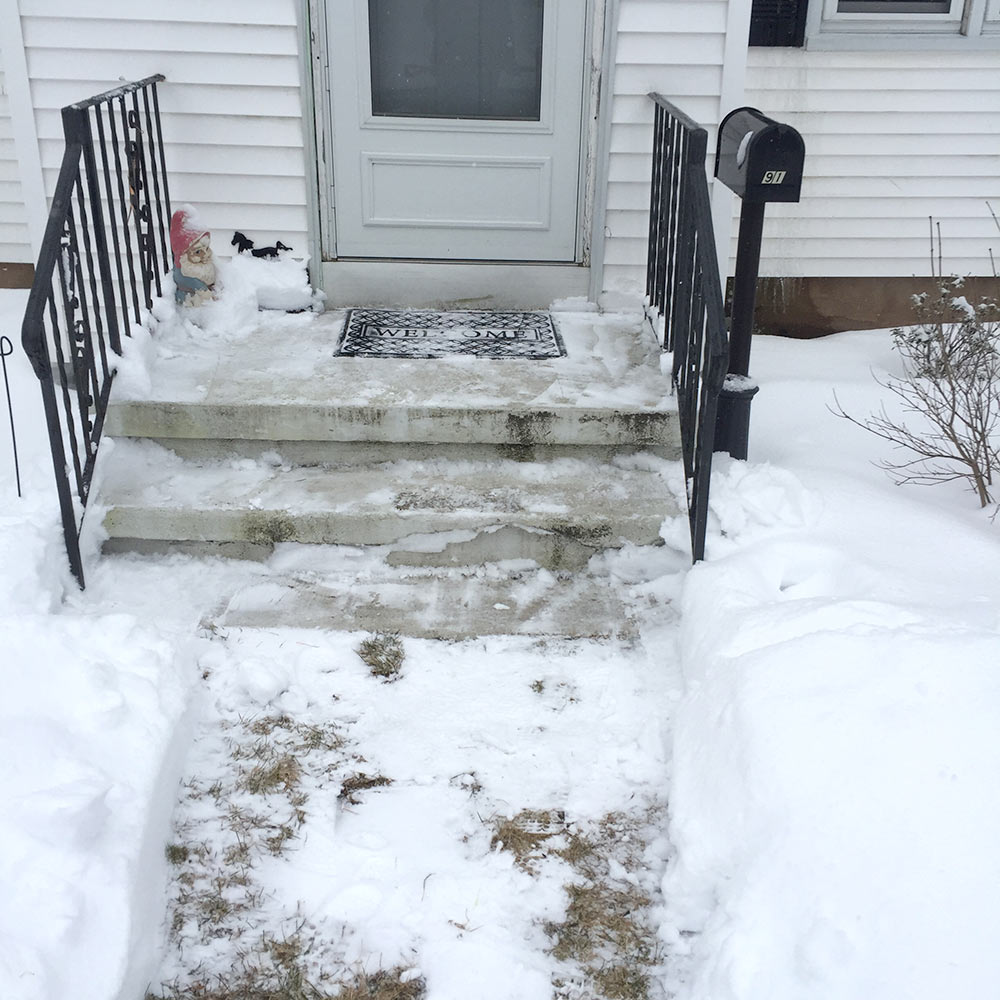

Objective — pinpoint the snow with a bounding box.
[1,278,1000,1000]
[660,333,1000,1000]
[155,626,673,999]
[0,292,198,1000]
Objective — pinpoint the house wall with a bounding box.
[601,0,745,296]
[744,47,1000,281]
[8,0,311,265]
[7,0,745,304]
[0,56,34,272]
[7,1,995,316]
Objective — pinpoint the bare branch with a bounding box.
[832,280,1000,509]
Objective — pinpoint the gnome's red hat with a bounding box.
[170,209,208,265]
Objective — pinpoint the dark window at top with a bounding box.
[749,0,808,46]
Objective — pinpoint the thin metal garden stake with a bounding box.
[0,336,21,497]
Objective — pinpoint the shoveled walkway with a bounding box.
[79,533,683,1000]
[81,301,688,998]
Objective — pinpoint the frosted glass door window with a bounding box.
[369,0,544,120]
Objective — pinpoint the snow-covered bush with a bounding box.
[836,279,1000,508]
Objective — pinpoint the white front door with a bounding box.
[327,0,587,262]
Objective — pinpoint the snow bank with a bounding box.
[0,514,196,1000]
[226,250,322,312]
[0,606,194,1000]
[0,292,198,1000]
[661,334,1000,1000]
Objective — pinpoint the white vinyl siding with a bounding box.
[601,0,731,295]
[745,48,1000,277]
[18,0,309,258]
[0,61,33,264]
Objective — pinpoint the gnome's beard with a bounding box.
[179,254,216,287]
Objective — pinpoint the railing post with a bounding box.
[715,200,765,460]
[712,107,805,460]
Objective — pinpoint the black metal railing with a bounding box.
[645,94,729,562]
[21,75,171,586]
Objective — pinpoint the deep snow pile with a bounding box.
[0,291,196,1000]
[660,333,1000,1000]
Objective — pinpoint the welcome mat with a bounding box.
[336,308,565,359]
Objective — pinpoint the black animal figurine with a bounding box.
[251,241,292,259]
[231,231,255,253]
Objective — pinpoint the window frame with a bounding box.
[803,0,1000,47]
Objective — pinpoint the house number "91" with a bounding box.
[761,170,787,184]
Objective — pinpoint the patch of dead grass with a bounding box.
[549,882,652,965]
[239,754,303,796]
[592,963,652,1000]
[338,772,393,804]
[149,960,425,1000]
[545,806,667,1000]
[489,808,567,873]
[156,696,417,1000]
[335,967,426,1000]
[357,632,405,680]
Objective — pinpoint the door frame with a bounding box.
[299,0,619,302]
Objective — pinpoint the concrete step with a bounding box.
[208,563,638,640]
[98,440,679,569]
[132,437,671,467]
[104,401,679,452]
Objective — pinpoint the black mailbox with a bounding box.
[715,107,804,203]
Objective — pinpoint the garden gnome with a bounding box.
[170,208,217,306]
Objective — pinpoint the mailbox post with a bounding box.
[714,107,805,459]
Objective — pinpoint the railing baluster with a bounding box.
[130,90,160,304]
[142,85,171,276]
[94,103,132,335]
[644,93,729,562]
[21,76,170,587]
[50,263,86,499]
[112,96,143,326]
[62,204,97,448]
[70,177,109,409]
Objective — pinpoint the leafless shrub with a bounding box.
[834,279,1000,508]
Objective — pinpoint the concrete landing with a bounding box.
[105,307,679,454]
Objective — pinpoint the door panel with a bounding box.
[328,0,586,261]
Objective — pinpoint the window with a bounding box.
[750,0,809,45]
[368,0,544,120]
[837,1,949,10]
[750,0,1000,45]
